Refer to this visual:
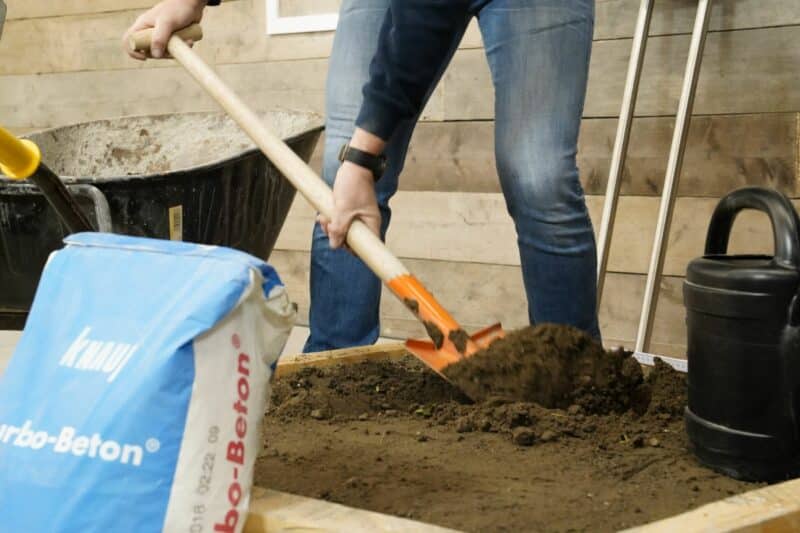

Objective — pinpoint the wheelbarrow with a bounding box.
[0,111,323,328]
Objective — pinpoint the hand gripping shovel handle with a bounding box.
[129,25,480,364]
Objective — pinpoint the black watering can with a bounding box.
[684,187,800,482]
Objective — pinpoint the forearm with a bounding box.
[356,0,470,141]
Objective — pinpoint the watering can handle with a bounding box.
[705,187,800,270]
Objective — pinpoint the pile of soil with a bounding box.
[443,324,649,412]
[256,325,759,532]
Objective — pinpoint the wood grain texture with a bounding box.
[0,10,800,127]
[595,0,800,39]
[245,487,458,532]
[5,0,799,74]
[0,0,334,75]
[0,60,329,129]
[444,26,800,120]
[4,25,798,128]
[308,113,798,196]
[625,476,800,533]
[0,57,445,129]
[6,0,165,20]
[268,250,690,358]
[274,192,790,276]
[0,2,469,76]
[275,343,407,377]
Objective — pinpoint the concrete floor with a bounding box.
[0,327,395,377]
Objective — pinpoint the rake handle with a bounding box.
[130,24,408,283]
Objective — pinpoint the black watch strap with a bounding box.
[206,0,221,5]
[338,143,387,181]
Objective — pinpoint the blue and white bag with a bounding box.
[0,233,295,532]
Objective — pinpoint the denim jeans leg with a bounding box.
[304,1,470,352]
[477,0,601,339]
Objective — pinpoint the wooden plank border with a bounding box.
[274,343,408,378]
[245,487,459,532]
[626,477,800,532]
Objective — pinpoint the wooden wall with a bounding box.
[1,0,799,356]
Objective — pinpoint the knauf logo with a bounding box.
[58,327,139,383]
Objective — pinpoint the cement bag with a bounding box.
[0,233,295,532]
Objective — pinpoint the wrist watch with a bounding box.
[338,143,387,182]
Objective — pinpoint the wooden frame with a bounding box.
[265,0,338,36]
[257,344,800,532]
[274,342,407,378]
[625,477,800,532]
[245,487,458,532]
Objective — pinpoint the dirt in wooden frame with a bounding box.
[255,324,760,532]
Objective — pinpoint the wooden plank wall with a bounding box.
[1,0,799,356]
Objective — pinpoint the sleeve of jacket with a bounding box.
[355,0,470,141]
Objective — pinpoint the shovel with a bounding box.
[128,24,504,380]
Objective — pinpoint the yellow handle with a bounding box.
[0,126,41,180]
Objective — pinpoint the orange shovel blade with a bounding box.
[405,322,505,376]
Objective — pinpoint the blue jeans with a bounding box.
[304,0,599,352]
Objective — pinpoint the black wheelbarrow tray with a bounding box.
[0,110,323,329]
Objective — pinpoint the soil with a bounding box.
[444,324,648,411]
[255,326,761,532]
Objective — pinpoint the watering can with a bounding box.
[684,187,800,482]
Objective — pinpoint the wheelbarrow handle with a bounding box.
[0,125,41,180]
[68,184,113,233]
[0,125,94,233]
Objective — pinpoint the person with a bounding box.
[124,0,601,353]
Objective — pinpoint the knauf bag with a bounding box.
[0,233,295,532]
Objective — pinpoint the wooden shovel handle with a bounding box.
[129,24,408,283]
[129,24,495,365]
[128,23,203,54]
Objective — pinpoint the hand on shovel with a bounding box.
[125,22,506,390]
[123,0,204,60]
[318,161,382,251]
